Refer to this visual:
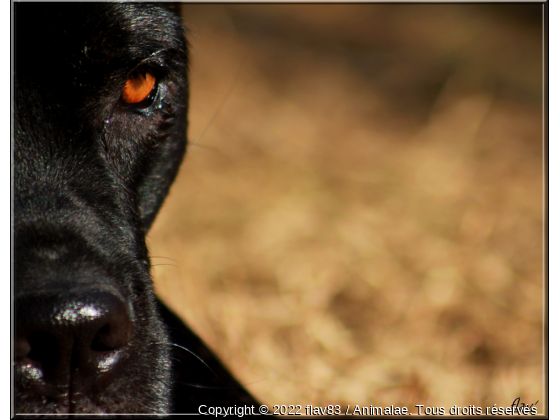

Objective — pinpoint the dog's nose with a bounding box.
[16,287,134,386]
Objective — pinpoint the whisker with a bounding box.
[171,343,221,380]
[156,341,267,391]
[191,56,245,148]
[150,256,179,264]
[188,143,234,162]
[174,382,247,391]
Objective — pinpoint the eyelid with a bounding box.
[121,71,157,105]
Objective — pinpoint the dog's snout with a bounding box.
[16,288,134,388]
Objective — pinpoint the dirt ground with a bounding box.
[148,4,545,413]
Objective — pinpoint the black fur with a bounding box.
[14,3,257,414]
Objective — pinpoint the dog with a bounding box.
[14,3,257,414]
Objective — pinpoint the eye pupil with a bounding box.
[122,71,156,104]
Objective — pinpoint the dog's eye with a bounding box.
[121,70,157,105]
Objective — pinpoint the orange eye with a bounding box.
[121,71,156,104]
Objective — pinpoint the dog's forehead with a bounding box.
[15,3,183,84]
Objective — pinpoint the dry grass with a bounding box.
[148,4,544,412]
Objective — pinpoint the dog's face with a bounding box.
[14,3,188,413]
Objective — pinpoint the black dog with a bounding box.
[14,3,257,414]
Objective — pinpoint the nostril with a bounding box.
[16,337,31,359]
[16,331,60,368]
[91,325,114,352]
[91,321,132,352]
[26,331,60,367]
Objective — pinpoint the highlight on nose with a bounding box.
[121,71,156,104]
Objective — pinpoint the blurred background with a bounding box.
[149,4,544,411]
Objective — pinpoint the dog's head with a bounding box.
[14,3,188,413]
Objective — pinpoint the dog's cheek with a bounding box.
[100,116,160,182]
